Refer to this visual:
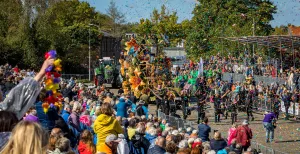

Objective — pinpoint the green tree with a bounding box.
[35,0,104,73]
[106,0,125,37]
[135,5,189,47]
[186,0,277,59]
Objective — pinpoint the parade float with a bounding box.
[119,35,172,98]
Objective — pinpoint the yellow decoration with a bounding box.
[54,59,62,66]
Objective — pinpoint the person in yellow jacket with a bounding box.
[94,103,123,152]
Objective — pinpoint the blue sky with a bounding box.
[83,0,300,27]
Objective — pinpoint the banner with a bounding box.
[281,101,299,115]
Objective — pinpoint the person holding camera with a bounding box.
[262,110,277,143]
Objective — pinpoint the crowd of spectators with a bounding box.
[0,58,263,154]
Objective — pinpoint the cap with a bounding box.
[105,134,121,143]
[242,119,249,125]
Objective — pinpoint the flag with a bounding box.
[198,57,203,76]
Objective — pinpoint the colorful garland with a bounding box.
[42,50,63,113]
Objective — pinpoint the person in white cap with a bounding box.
[235,120,253,152]
[98,134,121,154]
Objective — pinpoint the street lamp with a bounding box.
[88,23,99,81]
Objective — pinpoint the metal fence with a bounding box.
[222,73,286,86]
[61,74,89,80]
[251,141,288,154]
[158,110,193,129]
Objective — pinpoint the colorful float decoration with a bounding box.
[120,36,172,98]
[42,50,63,113]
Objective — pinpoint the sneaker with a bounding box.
[266,139,270,143]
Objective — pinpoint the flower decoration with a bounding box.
[43,50,63,113]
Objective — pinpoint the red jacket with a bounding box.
[78,141,94,154]
[235,125,252,147]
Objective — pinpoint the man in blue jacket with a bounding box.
[61,104,71,123]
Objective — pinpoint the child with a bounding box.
[78,130,96,154]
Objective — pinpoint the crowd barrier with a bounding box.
[157,110,288,154]
[61,74,89,80]
[221,73,286,86]
[158,109,193,129]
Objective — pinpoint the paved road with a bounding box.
[110,89,300,153]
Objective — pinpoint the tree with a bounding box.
[35,0,105,73]
[135,5,189,47]
[106,0,125,37]
[186,0,277,59]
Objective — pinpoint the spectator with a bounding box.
[210,131,227,152]
[165,141,177,154]
[68,101,81,132]
[145,127,158,146]
[78,130,96,154]
[235,120,252,151]
[229,139,242,154]
[117,134,130,154]
[198,117,211,142]
[227,123,237,145]
[1,121,49,154]
[192,138,202,149]
[128,118,137,140]
[115,97,132,118]
[191,146,202,154]
[98,134,121,154]
[177,140,190,152]
[0,58,55,120]
[94,103,123,151]
[48,128,64,153]
[190,130,198,138]
[136,100,149,118]
[24,107,39,122]
[147,136,166,154]
[49,137,72,154]
[61,104,71,124]
[0,111,19,150]
[130,123,150,154]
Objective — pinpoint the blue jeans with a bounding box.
[263,122,274,141]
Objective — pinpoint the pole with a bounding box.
[292,37,295,68]
[252,17,255,58]
[89,25,91,81]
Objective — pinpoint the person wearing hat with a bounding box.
[235,120,252,152]
[135,100,149,118]
[98,134,121,154]
[115,97,132,118]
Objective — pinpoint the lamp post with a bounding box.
[88,23,100,81]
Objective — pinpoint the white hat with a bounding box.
[178,140,188,149]
[105,134,121,143]
[172,130,179,136]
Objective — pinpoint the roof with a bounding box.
[220,35,300,49]
[289,26,300,36]
[100,30,114,37]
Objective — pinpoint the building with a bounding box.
[289,25,300,35]
[99,30,122,60]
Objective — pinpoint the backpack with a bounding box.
[136,105,145,116]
